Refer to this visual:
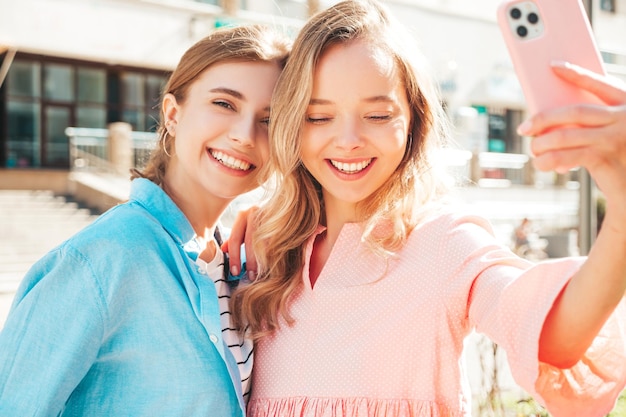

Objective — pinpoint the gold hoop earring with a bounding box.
[161,134,173,158]
[165,121,176,136]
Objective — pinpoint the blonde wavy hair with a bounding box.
[131,24,291,184]
[232,0,452,339]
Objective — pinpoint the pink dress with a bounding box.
[248,212,626,417]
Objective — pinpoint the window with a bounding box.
[487,109,507,153]
[6,101,41,168]
[77,107,107,129]
[1,53,168,169]
[600,0,615,12]
[486,107,523,154]
[77,67,107,128]
[44,64,74,102]
[122,73,145,107]
[44,106,71,167]
[78,67,106,104]
[6,60,41,168]
[146,75,164,131]
[482,107,526,184]
[7,61,40,98]
[117,71,167,131]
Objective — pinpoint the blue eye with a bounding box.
[214,100,235,110]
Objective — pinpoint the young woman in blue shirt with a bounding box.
[0,24,290,417]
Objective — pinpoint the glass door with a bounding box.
[43,105,72,167]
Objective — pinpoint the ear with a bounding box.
[163,93,180,135]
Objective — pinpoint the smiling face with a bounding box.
[163,60,281,204]
[301,39,411,219]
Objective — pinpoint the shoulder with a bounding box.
[72,199,166,249]
[411,202,496,244]
[26,201,168,285]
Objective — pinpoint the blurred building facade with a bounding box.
[0,0,625,233]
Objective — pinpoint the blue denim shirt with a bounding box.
[0,178,245,417]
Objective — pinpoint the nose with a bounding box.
[228,116,256,147]
[334,117,364,151]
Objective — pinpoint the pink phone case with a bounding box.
[497,0,606,115]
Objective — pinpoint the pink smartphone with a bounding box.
[497,0,606,115]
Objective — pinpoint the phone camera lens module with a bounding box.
[516,25,528,37]
[527,12,539,24]
[510,7,522,19]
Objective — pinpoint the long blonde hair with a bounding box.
[132,24,291,184]
[232,0,452,339]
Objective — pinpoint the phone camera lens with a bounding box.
[510,7,522,19]
[527,12,539,24]
[516,25,528,37]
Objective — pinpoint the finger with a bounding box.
[518,104,616,137]
[532,144,622,180]
[532,147,589,174]
[551,61,626,106]
[227,242,242,277]
[530,124,611,156]
[243,208,259,279]
[225,210,249,276]
[244,248,257,281]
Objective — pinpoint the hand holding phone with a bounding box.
[497,0,606,115]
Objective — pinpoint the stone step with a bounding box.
[0,198,79,208]
[0,293,15,326]
[0,258,37,268]
[0,250,48,267]
[0,190,98,288]
[0,240,72,250]
[0,203,92,216]
[0,190,55,200]
[0,216,86,227]
[0,188,105,329]
[0,226,93,242]
[0,275,22,293]
[0,204,85,215]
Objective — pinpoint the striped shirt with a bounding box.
[196,248,253,403]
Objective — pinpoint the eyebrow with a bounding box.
[210,87,244,100]
[308,95,395,105]
[209,88,272,112]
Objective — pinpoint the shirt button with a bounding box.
[197,267,206,275]
[209,334,218,344]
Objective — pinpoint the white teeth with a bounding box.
[330,159,372,174]
[210,150,252,171]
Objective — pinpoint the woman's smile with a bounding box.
[209,148,254,172]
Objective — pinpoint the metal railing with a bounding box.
[65,127,157,175]
[66,126,534,188]
[440,148,531,186]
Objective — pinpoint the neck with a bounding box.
[322,194,360,247]
[162,179,230,238]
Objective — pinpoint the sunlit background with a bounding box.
[1,0,625,415]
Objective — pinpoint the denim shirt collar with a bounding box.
[129,178,246,282]
[129,178,196,247]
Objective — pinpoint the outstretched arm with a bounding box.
[518,61,626,368]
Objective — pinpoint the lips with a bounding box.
[210,149,253,171]
[329,158,372,174]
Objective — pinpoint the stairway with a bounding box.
[0,190,99,328]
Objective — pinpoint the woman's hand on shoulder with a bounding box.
[222,206,259,281]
